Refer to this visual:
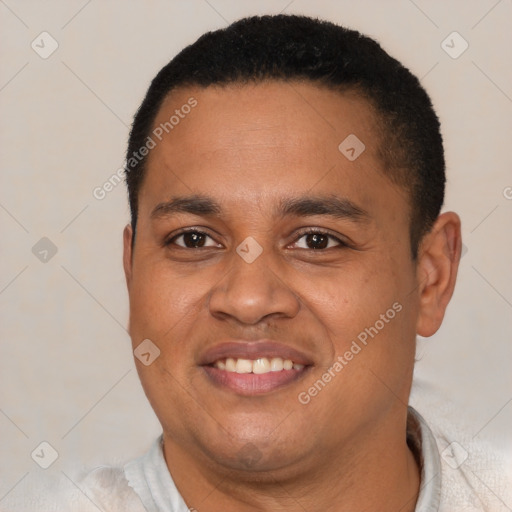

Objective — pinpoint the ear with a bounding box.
[123,224,134,289]
[415,212,462,337]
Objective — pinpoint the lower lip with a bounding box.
[202,366,310,395]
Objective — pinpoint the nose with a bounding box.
[208,246,300,326]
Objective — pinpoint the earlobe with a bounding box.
[415,212,462,337]
[123,224,133,288]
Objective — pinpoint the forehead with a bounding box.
[152,81,379,157]
[140,81,404,219]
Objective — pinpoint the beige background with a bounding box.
[1,0,511,502]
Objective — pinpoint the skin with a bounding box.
[123,81,462,511]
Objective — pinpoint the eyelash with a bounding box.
[165,227,348,250]
[297,228,350,249]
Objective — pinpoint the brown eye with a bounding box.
[294,231,343,250]
[169,230,219,248]
[183,232,206,247]
[305,233,329,249]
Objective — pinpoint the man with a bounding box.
[9,13,509,512]
[115,13,511,512]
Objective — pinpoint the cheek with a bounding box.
[128,260,212,341]
[307,262,402,335]
[310,255,416,374]
[341,265,417,393]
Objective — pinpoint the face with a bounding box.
[124,82,423,476]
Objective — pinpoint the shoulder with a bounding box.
[1,465,145,511]
[411,387,511,511]
[79,465,147,511]
[432,421,511,511]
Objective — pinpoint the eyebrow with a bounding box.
[150,194,370,223]
[277,196,370,223]
[151,195,221,219]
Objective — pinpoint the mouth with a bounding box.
[199,341,313,395]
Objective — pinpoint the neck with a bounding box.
[162,412,420,512]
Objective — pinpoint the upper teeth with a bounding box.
[214,357,305,374]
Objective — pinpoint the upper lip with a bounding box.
[198,340,314,366]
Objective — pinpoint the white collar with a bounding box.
[124,407,441,512]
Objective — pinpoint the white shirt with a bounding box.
[117,407,511,511]
[4,407,510,510]
[112,408,453,511]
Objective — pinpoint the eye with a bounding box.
[293,230,345,250]
[167,229,220,249]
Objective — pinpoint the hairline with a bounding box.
[130,78,419,258]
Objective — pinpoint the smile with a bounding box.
[199,340,313,394]
[202,358,311,395]
[213,357,305,374]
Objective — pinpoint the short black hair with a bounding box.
[125,14,445,257]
